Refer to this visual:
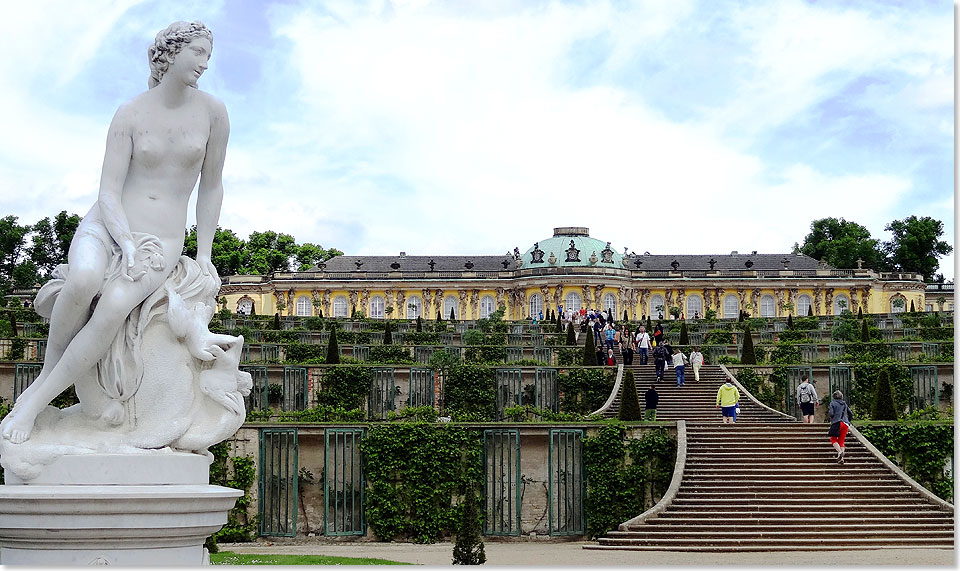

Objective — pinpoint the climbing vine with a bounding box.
[558,368,616,415]
[443,364,496,421]
[857,418,954,502]
[583,422,676,539]
[208,440,258,548]
[360,423,483,543]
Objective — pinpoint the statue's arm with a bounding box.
[195,97,230,276]
[97,106,140,280]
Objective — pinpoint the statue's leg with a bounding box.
[1,263,169,444]
[15,237,110,404]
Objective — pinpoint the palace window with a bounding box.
[333,296,348,317]
[723,294,739,319]
[565,292,582,313]
[237,298,253,316]
[529,294,543,319]
[686,295,703,318]
[890,297,906,314]
[796,294,812,316]
[760,295,776,317]
[649,295,665,319]
[295,295,312,317]
[407,296,423,319]
[833,294,850,315]
[479,295,496,319]
[370,296,385,319]
[602,293,617,317]
[444,296,458,320]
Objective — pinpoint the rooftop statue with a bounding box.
[0,22,249,480]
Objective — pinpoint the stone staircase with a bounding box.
[588,364,955,551]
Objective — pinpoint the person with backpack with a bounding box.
[796,376,819,423]
[672,348,688,386]
[652,343,668,382]
[716,379,740,424]
[828,390,854,463]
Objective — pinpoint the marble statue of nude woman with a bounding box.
[1,21,237,445]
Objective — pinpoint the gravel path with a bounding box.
[219,540,954,566]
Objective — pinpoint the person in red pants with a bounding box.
[828,390,854,463]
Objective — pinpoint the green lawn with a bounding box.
[210,551,410,565]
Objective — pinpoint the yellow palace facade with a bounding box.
[218,227,929,321]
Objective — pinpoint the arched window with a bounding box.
[686,295,703,318]
[479,295,496,319]
[649,295,665,319]
[370,296,385,319]
[332,296,348,317]
[295,295,312,317]
[407,296,422,319]
[796,294,812,316]
[833,294,849,315]
[237,298,253,316]
[529,294,543,319]
[760,295,776,317]
[443,296,458,320]
[602,293,617,317]
[565,292,582,313]
[723,294,739,319]
[890,296,906,314]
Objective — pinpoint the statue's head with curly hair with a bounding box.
[148,21,213,88]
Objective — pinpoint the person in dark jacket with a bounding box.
[828,390,853,463]
[644,385,659,421]
[595,345,605,367]
[652,344,668,381]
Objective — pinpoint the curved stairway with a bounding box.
[588,364,955,551]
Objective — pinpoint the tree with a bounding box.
[582,327,596,366]
[451,486,486,565]
[450,307,457,322]
[871,368,898,420]
[295,242,343,271]
[240,230,300,275]
[623,310,628,322]
[555,314,563,333]
[272,313,281,330]
[28,210,81,281]
[182,226,246,277]
[0,215,32,297]
[860,319,870,342]
[786,314,794,329]
[416,315,423,332]
[565,322,577,346]
[679,321,689,345]
[383,321,393,345]
[799,217,884,270]
[325,327,340,365]
[618,369,641,421]
[740,324,756,365]
[807,305,813,316]
[883,216,953,281]
[909,299,915,313]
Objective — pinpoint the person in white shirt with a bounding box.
[672,348,688,386]
[635,326,651,365]
[689,347,704,382]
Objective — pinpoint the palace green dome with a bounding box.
[522,227,624,268]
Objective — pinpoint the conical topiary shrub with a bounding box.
[582,327,596,366]
[618,369,642,421]
[452,487,486,565]
[326,327,340,364]
[273,312,281,330]
[740,324,756,365]
[565,322,577,346]
[383,321,393,345]
[808,305,814,316]
[787,314,794,329]
[437,311,443,323]
[857,306,863,318]
[416,315,423,332]
[909,299,915,312]
[623,310,628,322]
[646,315,652,332]
[871,367,898,420]
[861,319,870,342]
[450,307,457,322]
[679,321,689,345]
[556,315,563,333]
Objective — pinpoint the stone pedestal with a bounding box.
[0,454,241,565]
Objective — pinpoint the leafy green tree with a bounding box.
[451,485,485,565]
[871,368,898,420]
[325,327,340,365]
[295,242,343,271]
[0,216,32,296]
[883,216,953,281]
[618,369,641,421]
[582,327,596,366]
[183,226,246,276]
[240,230,300,275]
[28,210,81,281]
[799,217,884,270]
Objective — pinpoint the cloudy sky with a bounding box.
[0,0,954,278]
